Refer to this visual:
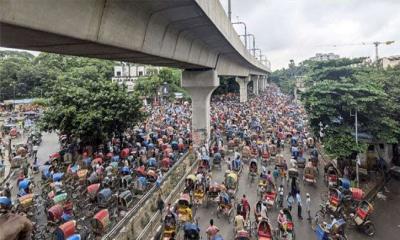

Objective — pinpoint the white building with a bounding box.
[380,55,400,69]
[309,53,340,62]
[112,63,160,92]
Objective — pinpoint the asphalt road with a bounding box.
[193,145,390,240]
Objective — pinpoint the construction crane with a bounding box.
[320,41,395,62]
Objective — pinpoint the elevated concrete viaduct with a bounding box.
[0,0,271,143]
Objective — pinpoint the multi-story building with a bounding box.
[380,55,400,69]
[309,53,340,62]
[112,63,160,92]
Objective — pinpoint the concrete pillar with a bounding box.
[235,77,249,103]
[253,77,259,95]
[258,76,263,93]
[182,70,219,146]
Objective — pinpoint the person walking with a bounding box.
[296,190,303,220]
[306,193,311,220]
[206,219,219,240]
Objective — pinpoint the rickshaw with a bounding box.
[263,182,277,209]
[324,165,339,188]
[16,193,35,215]
[242,146,252,162]
[91,209,110,234]
[278,209,295,240]
[97,188,113,208]
[315,218,347,240]
[257,176,269,196]
[213,152,223,170]
[162,212,177,240]
[193,182,206,207]
[257,218,274,240]
[77,169,88,184]
[134,176,148,194]
[348,200,375,236]
[161,157,171,173]
[216,192,234,223]
[147,169,158,182]
[87,183,101,201]
[183,222,201,240]
[176,193,193,224]
[248,159,258,183]
[225,171,238,198]
[206,183,221,206]
[261,150,270,166]
[307,137,315,148]
[147,158,157,171]
[235,230,250,240]
[198,155,211,173]
[303,162,317,184]
[11,155,27,168]
[118,190,134,209]
[274,154,285,168]
[54,220,76,240]
[120,148,130,159]
[185,174,196,193]
[324,188,343,217]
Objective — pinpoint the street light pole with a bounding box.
[247,34,256,57]
[355,109,360,187]
[227,0,232,22]
[232,21,247,48]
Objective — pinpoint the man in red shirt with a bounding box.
[241,194,250,220]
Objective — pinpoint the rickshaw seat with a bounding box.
[356,208,367,219]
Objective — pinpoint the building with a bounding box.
[380,55,400,69]
[112,63,160,92]
[309,53,340,62]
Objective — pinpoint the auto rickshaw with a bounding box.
[248,159,258,183]
[303,162,317,184]
[162,212,177,240]
[349,200,375,236]
[257,217,274,240]
[225,171,238,198]
[175,193,193,224]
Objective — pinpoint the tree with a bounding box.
[40,77,145,146]
[301,59,400,159]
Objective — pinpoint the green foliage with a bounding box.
[133,67,188,99]
[0,51,114,101]
[40,77,145,146]
[301,58,400,159]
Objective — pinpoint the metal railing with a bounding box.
[102,151,190,240]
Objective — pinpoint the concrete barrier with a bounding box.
[102,151,196,240]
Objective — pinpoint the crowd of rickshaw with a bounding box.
[1,103,194,240]
[160,86,377,240]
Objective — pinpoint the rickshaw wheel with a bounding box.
[362,221,376,236]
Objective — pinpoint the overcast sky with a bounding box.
[221,0,400,70]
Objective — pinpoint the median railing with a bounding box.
[102,150,195,240]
